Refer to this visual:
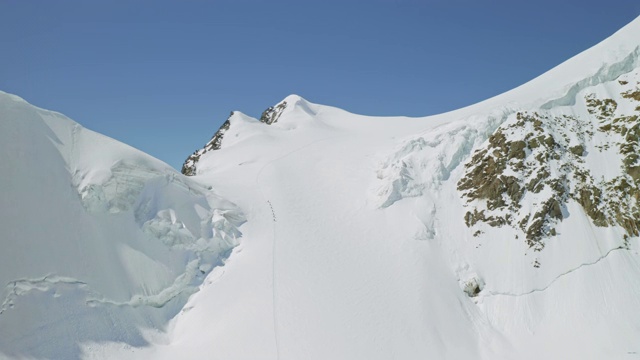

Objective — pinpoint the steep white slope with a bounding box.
[0,92,244,359]
[107,15,640,360]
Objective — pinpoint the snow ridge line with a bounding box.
[70,123,80,173]
[482,246,627,298]
[255,136,346,360]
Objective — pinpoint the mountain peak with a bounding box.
[181,95,320,176]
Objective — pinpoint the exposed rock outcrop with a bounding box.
[181,113,233,176]
[458,71,640,251]
[259,101,287,125]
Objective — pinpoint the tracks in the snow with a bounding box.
[254,135,344,360]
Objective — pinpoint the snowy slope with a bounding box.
[3,14,640,360]
[0,92,244,359]
[150,15,639,360]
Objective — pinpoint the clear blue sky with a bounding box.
[2,1,639,170]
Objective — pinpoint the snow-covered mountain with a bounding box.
[2,15,640,360]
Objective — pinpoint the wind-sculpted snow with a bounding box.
[132,173,245,252]
[373,107,511,209]
[0,91,244,359]
[541,46,640,109]
[77,161,162,213]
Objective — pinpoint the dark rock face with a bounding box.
[458,76,640,252]
[259,101,287,125]
[457,111,576,250]
[181,113,233,176]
